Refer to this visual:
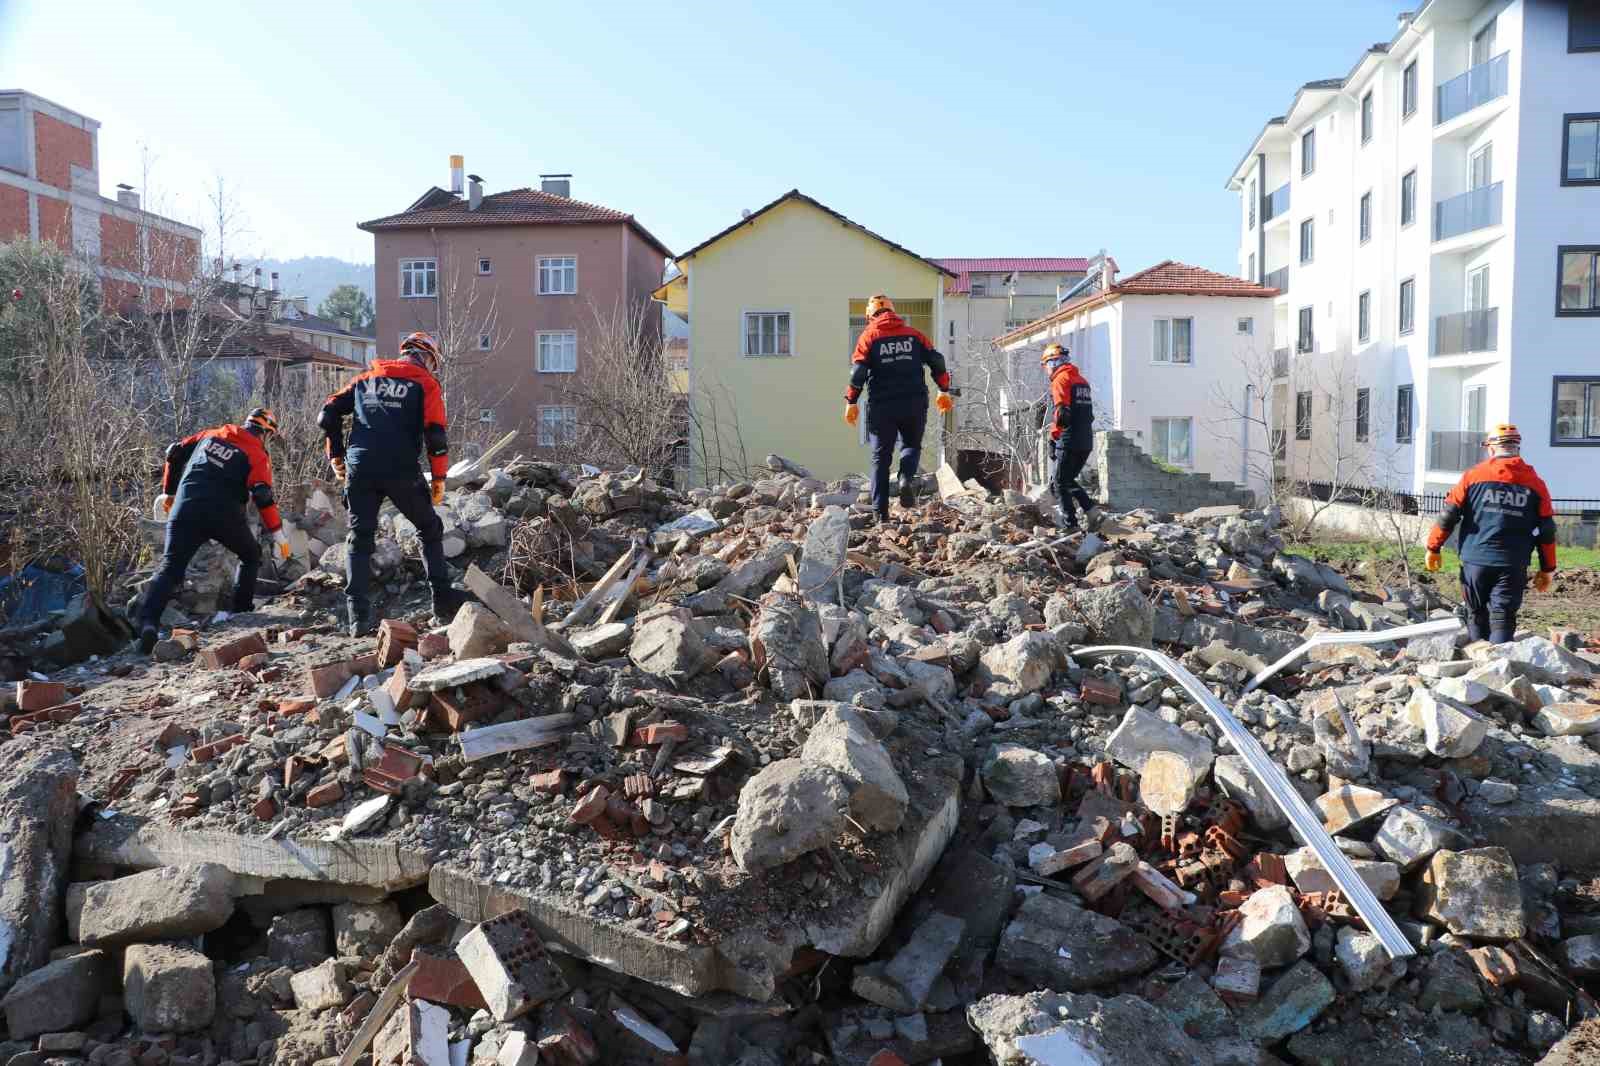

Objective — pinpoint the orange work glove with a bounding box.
[431,479,446,506]
[935,392,954,414]
[1534,570,1553,593]
[158,493,174,515]
[1424,550,1442,572]
[844,403,859,427]
[272,531,292,561]
[330,457,347,483]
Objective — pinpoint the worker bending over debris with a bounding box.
[843,294,954,523]
[1426,423,1556,644]
[1044,343,1098,531]
[138,408,291,654]
[320,330,465,637]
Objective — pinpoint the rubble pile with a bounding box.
[0,457,1598,1065]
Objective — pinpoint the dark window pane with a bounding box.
[1568,119,1600,182]
[1561,251,1598,311]
[1572,3,1600,51]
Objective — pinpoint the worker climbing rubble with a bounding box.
[843,293,954,524]
[320,330,466,637]
[136,408,291,654]
[1044,341,1098,531]
[1425,423,1557,644]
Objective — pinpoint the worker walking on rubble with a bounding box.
[843,294,955,523]
[1044,343,1098,531]
[138,408,292,654]
[320,331,465,637]
[1425,424,1556,644]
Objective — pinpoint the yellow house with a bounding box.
[654,190,954,484]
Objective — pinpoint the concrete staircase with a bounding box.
[1094,430,1254,514]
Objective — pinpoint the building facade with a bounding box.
[360,162,669,450]
[0,90,199,307]
[1226,0,1600,499]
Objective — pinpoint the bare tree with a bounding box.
[551,299,681,476]
[943,332,1046,489]
[686,379,754,487]
[1205,339,1290,510]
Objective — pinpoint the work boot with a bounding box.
[897,473,917,510]
[345,599,374,638]
[432,587,467,627]
[138,625,158,656]
[1053,506,1080,533]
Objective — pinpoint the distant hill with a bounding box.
[247,257,373,312]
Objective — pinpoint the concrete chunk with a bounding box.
[333,901,404,958]
[1221,885,1310,969]
[1499,635,1593,684]
[124,943,216,1033]
[851,912,965,1011]
[731,758,850,872]
[289,957,350,1013]
[799,506,851,605]
[1415,847,1524,940]
[629,612,708,684]
[980,743,1060,808]
[1105,707,1214,785]
[1533,703,1600,737]
[456,909,569,1022]
[1283,847,1400,900]
[0,949,104,1040]
[0,745,78,997]
[980,631,1061,697]
[1213,754,1288,832]
[446,602,514,658]
[996,893,1158,991]
[1313,784,1397,835]
[1406,688,1488,758]
[1236,961,1334,1041]
[801,707,908,833]
[1335,927,1389,991]
[79,862,236,947]
[1372,805,1468,871]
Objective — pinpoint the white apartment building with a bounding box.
[1226,0,1600,501]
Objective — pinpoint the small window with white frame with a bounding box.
[399,258,437,298]
[1150,417,1194,467]
[743,311,791,357]
[477,333,492,351]
[477,257,493,276]
[478,408,496,424]
[1236,316,1253,335]
[537,405,578,446]
[536,330,578,373]
[1153,317,1193,364]
[537,256,577,295]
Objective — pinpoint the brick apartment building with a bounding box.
[359,158,670,449]
[0,90,200,307]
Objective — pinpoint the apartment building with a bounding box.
[1226,0,1600,499]
[936,258,1092,345]
[0,90,199,307]
[359,159,670,449]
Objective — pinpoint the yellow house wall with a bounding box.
[687,199,947,482]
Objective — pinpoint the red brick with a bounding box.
[33,112,92,191]
[384,662,416,712]
[630,721,688,746]
[531,769,568,795]
[17,681,68,712]
[1080,677,1123,706]
[868,1053,911,1066]
[189,733,245,763]
[278,698,316,716]
[376,619,418,667]
[306,780,345,808]
[0,184,28,243]
[407,949,488,1011]
[569,786,611,825]
[199,631,268,670]
[305,661,355,698]
[253,796,277,821]
[417,632,450,659]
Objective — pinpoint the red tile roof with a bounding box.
[936,257,1095,295]
[359,187,671,256]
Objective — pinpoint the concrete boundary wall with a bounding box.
[1286,497,1598,549]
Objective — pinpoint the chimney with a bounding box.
[270,271,280,293]
[468,174,483,211]
[253,266,262,289]
[1099,250,1113,292]
[540,173,572,198]
[1397,10,1413,31]
[231,262,241,284]
[450,154,464,195]
[115,183,139,209]
[339,316,353,333]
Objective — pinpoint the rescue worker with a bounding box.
[320,331,465,636]
[138,408,291,654]
[843,294,954,522]
[1044,343,1097,530]
[1425,424,1556,644]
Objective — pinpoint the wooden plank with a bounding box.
[597,549,654,627]
[459,714,577,762]
[338,959,418,1066]
[463,564,579,658]
[444,431,517,489]
[551,544,639,631]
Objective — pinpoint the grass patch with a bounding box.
[1286,539,1600,575]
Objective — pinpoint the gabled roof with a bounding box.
[671,190,955,277]
[935,257,1094,295]
[995,261,1280,346]
[359,187,672,257]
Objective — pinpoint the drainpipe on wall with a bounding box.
[1243,383,1253,486]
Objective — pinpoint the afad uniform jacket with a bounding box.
[319,358,450,480]
[1049,363,1094,451]
[161,424,282,532]
[1426,456,1557,571]
[844,312,950,409]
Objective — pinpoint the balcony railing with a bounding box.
[1263,183,1290,223]
[1428,430,1483,472]
[1434,181,1502,241]
[1434,307,1499,356]
[1435,52,1509,126]
[1262,266,1289,294]
[1273,348,1289,378]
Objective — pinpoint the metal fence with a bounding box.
[1298,479,1600,519]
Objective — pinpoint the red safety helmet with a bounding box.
[245,407,279,437]
[400,331,441,374]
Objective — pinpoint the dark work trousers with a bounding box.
[140,509,261,627]
[1460,563,1526,644]
[1052,442,1096,522]
[865,401,928,519]
[344,469,449,610]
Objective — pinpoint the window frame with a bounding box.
[742,310,794,357]
[536,404,578,447]
[1247,252,1256,283]
[1400,169,1417,228]
[1359,190,1372,243]
[477,257,493,276]
[1361,90,1374,144]
[1358,290,1371,343]
[1557,245,1600,316]
[1236,316,1254,336]
[1396,384,1414,443]
[1402,60,1418,119]
[1295,391,1313,441]
[398,257,437,299]
[1152,317,1195,366]
[1561,113,1600,187]
[1296,306,1314,353]
[1299,217,1315,264]
[536,255,578,295]
[1571,4,1600,53]
[536,329,579,373]
[1355,388,1371,442]
[1399,277,1416,335]
[1552,376,1600,445]
[476,332,492,352]
[1150,416,1195,468]
[1301,127,1316,176]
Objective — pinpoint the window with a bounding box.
[1150,418,1193,467]
[1296,391,1312,440]
[399,258,436,298]
[1247,253,1256,282]
[1356,388,1371,442]
[477,333,492,352]
[1399,277,1415,334]
[743,311,792,356]
[1361,91,1374,144]
[1563,114,1600,185]
[1554,378,1600,443]
[1299,218,1314,263]
[1571,3,1600,52]
[1153,318,1193,364]
[1400,170,1417,227]
[1297,306,1314,353]
[536,330,578,373]
[970,275,989,297]
[1472,17,1498,66]
[1470,143,1493,189]
[477,257,493,276]
[1248,179,1256,229]
[1559,246,1600,314]
[478,408,497,424]
[1402,60,1418,118]
[1236,316,1254,335]
[1396,385,1414,443]
[537,405,578,446]
[537,256,577,295]
[1358,290,1371,343]
[1301,128,1316,176]
[1359,191,1372,243]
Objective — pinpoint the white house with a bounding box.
[996,261,1280,498]
[1225,0,1600,500]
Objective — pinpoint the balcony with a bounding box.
[1263,183,1290,223]
[1435,52,1509,126]
[1428,430,1483,473]
[1434,307,1499,356]
[1262,266,1289,294]
[1434,182,1502,242]
[1273,348,1289,378]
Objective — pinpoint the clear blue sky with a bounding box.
[1,1,1404,275]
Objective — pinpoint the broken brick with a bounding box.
[188,734,245,763]
[235,652,270,672]
[363,745,425,794]
[630,721,688,746]
[530,769,568,795]
[16,680,68,712]
[306,780,345,808]
[376,619,419,667]
[428,684,502,732]
[867,1053,911,1066]
[538,1010,600,1065]
[1079,676,1123,706]
[199,631,268,670]
[407,947,488,1011]
[252,796,277,821]
[384,662,416,712]
[417,631,450,659]
[305,661,355,699]
[277,698,316,716]
[569,786,611,826]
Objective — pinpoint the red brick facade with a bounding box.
[36,196,70,245]
[32,113,93,191]
[0,184,28,242]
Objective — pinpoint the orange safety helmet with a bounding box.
[245,407,279,436]
[1484,423,1521,449]
[400,331,442,374]
[1041,342,1069,366]
[865,294,895,318]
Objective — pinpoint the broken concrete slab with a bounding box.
[1371,806,1469,872]
[800,707,908,833]
[333,901,405,958]
[290,957,350,1012]
[1533,702,1600,737]
[1283,847,1400,901]
[730,759,851,872]
[980,631,1061,698]
[851,912,964,1012]
[995,893,1158,991]
[980,743,1060,808]
[78,862,236,947]
[1465,785,1600,867]
[1235,960,1335,1042]
[1497,635,1594,685]
[967,989,1214,1066]
[571,621,632,660]
[1415,847,1525,941]
[1072,580,1156,647]
[0,744,77,998]
[1221,885,1310,969]
[267,908,332,968]
[0,949,104,1040]
[798,506,851,605]
[407,657,507,692]
[123,943,215,1033]
[1405,688,1488,758]
[1104,707,1214,786]
[629,612,709,685]
[456,910,569,1022]
[447,602,514,658]
[750,592,829,701]
[1313,784,1397,835]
